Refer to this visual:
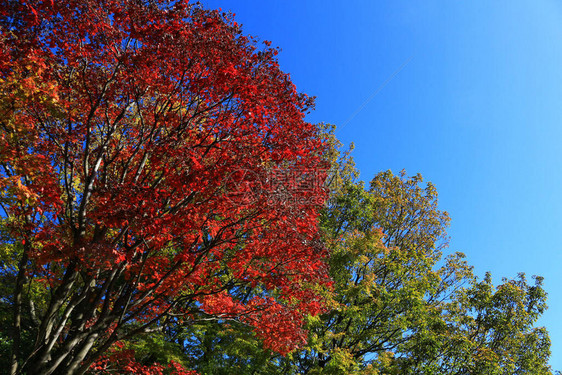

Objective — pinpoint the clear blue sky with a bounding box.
[202,0,562,369]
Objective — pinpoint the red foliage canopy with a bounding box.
[0,1,329,373]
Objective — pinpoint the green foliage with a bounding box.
[300,161,553,374]
[289,165,470,374]
[393,273,552,374]
[119,331,190,370]
[177,320,283,375]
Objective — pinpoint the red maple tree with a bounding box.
[0,1,329,374]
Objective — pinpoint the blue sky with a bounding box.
[202,0,562,369]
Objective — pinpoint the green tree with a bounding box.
[393,272,552,375]
[292,164,553,374]
[289,168,466,374]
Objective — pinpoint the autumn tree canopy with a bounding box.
[0,1,330,374]
[160,144,554,375]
